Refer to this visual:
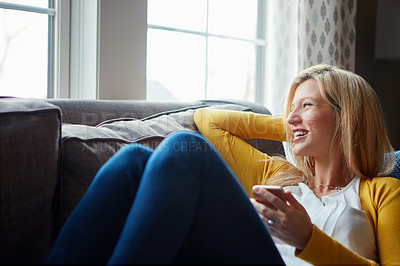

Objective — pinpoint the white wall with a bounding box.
[97,0,147,100]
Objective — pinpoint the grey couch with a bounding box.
[0,97,284,264]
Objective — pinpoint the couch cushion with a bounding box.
[0,98,61,264]
[57,104,251,229]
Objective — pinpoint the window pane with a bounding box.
[147,29,206,101]
[147,0,207,32]
[208,0,258,39]
[0,9,48,98]
[207,37,255,101]
[1,0,49,8]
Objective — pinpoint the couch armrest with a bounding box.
[0,97,61,263]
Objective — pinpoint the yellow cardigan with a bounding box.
[194,108,400,265]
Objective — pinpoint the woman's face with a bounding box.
[287,79,337,159]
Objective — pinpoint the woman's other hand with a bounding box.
[250,188,313,250]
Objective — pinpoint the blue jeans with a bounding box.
[46,131,283,264]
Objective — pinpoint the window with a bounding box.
[0,0,55,98]
[147,0,267,103]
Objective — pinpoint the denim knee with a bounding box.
[161,130,214,153]
[117,143,153,158]
[93,143,153,186]
[148,131,220,181]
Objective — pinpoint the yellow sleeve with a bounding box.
[360,177,400,265]
[194,108,286,195]
[296,225,379,265]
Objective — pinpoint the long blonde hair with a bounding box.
[266,65,395,187]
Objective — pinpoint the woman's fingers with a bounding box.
[250,189,313,250]
[250,197,283,230]
[250,187,288,226]
[284,189,305,210]
[252,187,288,210]
[250,198,275,220]
[273,190,313,249]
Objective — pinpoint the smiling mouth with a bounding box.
[293,130,309,141]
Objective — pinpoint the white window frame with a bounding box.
[54,0,99,99]
[147,0,267,103]
[54,0,70,98]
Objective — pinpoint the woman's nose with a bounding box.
[287,109,301,125]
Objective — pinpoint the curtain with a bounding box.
[298,0,357,71]
[265,0,299,117]
[265,0,358,117]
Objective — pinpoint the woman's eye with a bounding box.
[303,103,312,108]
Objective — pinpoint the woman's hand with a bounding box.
[250,188,313,250]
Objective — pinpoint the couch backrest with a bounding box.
[1,97,284,264]
[47,99,203,126]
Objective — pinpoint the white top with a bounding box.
[274,177,378,265]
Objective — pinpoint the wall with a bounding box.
[355,0,400,149]
[97,0,147,100]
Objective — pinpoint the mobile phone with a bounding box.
[252,185,285,201]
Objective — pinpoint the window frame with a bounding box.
[147,0,267,103]
[54,0,70,99]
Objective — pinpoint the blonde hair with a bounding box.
[266,65,395,187]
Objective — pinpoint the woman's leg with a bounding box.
[46,144,153,264]
[108,131,283,264]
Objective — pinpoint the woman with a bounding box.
[47,65,399,264]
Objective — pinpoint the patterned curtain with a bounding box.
[298,0,357,71]
[265,0,299,116]
[265,0,358,117]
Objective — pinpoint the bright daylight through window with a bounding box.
[147,0,266,103]
[0,0,54,98]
